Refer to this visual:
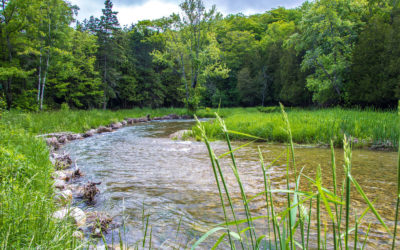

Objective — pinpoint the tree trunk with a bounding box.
[180,54,189,107]
[103,54,107,110]
[37,49,42,103]
[40,51,50,111]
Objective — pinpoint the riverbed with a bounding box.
[63,120,398,249]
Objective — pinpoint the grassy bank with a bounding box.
[0,124,79,248]
[1,108,188,134]
[194,107,399,149]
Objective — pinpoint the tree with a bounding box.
[95,0,121,109]
[0,0,34,109]
[152,0,229,111]
[294,0,368,105]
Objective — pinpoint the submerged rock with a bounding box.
[53,207,86,227]
[83,182,101,202]
[169,130,192,140]
[86,211,113,237]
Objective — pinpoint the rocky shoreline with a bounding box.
[38,114,193,241]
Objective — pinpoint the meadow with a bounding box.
[194,107,399,150]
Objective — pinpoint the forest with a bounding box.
[0,0,399,113]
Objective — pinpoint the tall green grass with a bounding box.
[0,124,80,248]
[193,107,399,149]
[1,108,188,134]
[192,104,399,249]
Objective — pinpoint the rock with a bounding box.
[110,122,122,130]
[121,120,127,126]
[181,115,193,119]
[126,118,135,124]
[72,168,83,178]
[58,135,68,144]
[86,211,113,237]
[46,137,61,150]
[153,117,162,120]
[169,130,192,140]
[83,129,96,138]
[54,189,73,204]
[67,133,83,141]
[66,184,85,197]
[72,231,84,240]
[52,171,69,181]
[53,207,86,227]
[83,182,101,202]
[53,153,73,170]
[53,179,66,190]
[97,126,112,133]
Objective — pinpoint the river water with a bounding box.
[63,120,398,249]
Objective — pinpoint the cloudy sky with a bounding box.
[68,0,305,26]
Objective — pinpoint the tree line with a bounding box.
[0,0,399,111]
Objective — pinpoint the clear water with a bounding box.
[62,120,398,249]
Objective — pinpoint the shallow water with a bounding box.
[63,120,398,249]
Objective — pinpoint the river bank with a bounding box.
[193,107,399,151]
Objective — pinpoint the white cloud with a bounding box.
[115,0,181,26]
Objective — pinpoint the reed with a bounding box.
[193,104,399,249]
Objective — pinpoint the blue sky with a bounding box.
[69,0,305,26]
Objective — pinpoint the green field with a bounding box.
[194,107,399,149]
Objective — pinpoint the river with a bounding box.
[63,120,398,249]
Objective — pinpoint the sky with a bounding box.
[68,0,305,26]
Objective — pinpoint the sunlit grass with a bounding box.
[194,107,399,149]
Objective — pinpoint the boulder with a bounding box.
[121,120,127,126]
[83,129,96,138]
[53,179,66,190]
[97,126,112,133]
[126,118,135,124]
[46,137,61,150]
[53,207,86,227]
[53,153,73,170]
[110,122,122,130]
[52,171,69,181]
[54,189,73,204]
[67,133,83,141]
[58,135,68,144]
